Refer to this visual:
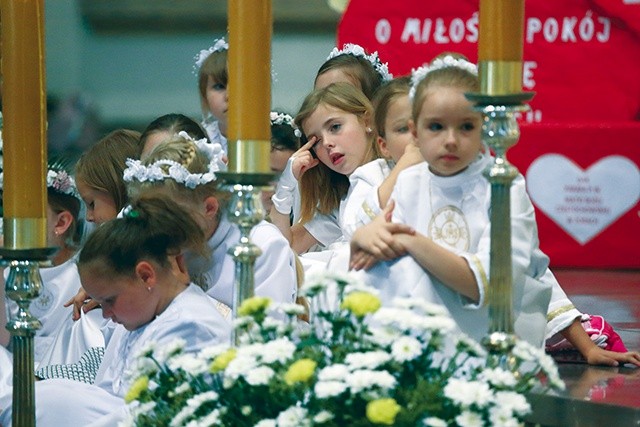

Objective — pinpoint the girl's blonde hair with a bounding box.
[74,129,141,212]
[294,83,381,224]
[128,134,228,214]
[411,53,480,123]
[372,76,411,139]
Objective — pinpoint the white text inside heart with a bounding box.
[525,154,640,245]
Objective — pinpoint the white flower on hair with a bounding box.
[327,43,393,82]
[409,55,478,100]
[270,111,302,138]
[45,169,78,197]
[193,38,228,74]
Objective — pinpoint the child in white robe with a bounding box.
[127,131,298,309]
[0,195,231,426]
[350,54,640,366]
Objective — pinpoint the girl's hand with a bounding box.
[399,142,424,166]
[64,287,99,321]
[584,346,640,367]
[291,136,320,180]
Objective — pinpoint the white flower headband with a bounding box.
[193,38,229,75]
[123,132,226,189]
[326,43,393,82]
[409,55,478,100]
[0,169,78,198]
[270,111,302,138]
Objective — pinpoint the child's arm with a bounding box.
[376,144,423,209]
[561,318,640,367]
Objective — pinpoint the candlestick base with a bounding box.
[0,247,56,427]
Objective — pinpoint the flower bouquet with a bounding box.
[123,272,564,426]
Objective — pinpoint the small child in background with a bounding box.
[1,163,100,366]
[350,54,640,367]
[269,83,382,255]
[315,43,392,100]
[126,132,298,311]
[138,113,209,159]
[74,129,140,225]
[262,111,301,216]
[194,38,229,154]
[0,195,232,426]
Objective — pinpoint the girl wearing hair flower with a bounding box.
[1,162,105,367]
[194,38,229,154]
[0,195,231,426]
[350,53,640,367]
[125,132,298,312]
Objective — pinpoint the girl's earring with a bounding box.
[147,287,152,293]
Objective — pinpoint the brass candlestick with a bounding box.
[466,92,533,369]
[1,247,55,427]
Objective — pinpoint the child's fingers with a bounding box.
[298,136,317,153]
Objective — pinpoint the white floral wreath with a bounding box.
[123,132,226,189]
[0,169,78,198]
[193,38,229,75]
[409,55,478,100]
[326,43,393,82]
[270,111,302,138]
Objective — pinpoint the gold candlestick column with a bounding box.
[223,0,276,344]
[471,0,533,369]
[1,1,51,425]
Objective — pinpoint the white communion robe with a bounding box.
[358,154,557,347]
[4,257,105,367]
[0,284,231,427]
[187,215,298,308]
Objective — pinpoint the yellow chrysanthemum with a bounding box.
[366,398,401,425]
[210,348,237,373]
[124,376,149,403]
[284,358,317,385]
[238,296,272,317]
[341,291,381,317]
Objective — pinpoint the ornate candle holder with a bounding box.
[217,172,274,344]
[0,247,55,427]
[466,92,533,369]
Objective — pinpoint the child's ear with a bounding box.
[203,196,220,220]
[377,136,391,159]
[54,211,74,238]
[135,261,156,287]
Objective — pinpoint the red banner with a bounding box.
[338,0,640,124]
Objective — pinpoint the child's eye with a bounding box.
[427,122,443,131]
[461,122,476,132]
[329,123,342,132]
[212,83,226,91]
[395,125,409,133]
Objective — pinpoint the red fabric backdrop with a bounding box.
[338,0,640,267]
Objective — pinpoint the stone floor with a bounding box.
[525,268,640,426]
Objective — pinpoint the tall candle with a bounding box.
[1,0,48,249]
[477,0,525,95]
[227,0,272,174]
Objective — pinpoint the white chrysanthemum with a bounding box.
[368,326,401,347]
[253,420,276,427]
[317,364,349,381]
[392,298,448,316]
[345,351,391,370]
[224,354,259,379]
[313,410,334,423]
[261,338,296,364]
[244,365,275,386]
[480,368,517,387]
[193,408,222,427]
[241,405,252,416]
[345,370,396,393]
[422,417,447,427]
[444,378,493,408]
[155,339,186,361]
[455,410,483,427]
[371,307,417,328]
[274,302,306,316]
[198,344,231,360]
[494,391,531,415]
[174,382,191,395]
[167,353,209,375]
[314,380,348,398]
[276,406,310,427]
[413,315,456,333]
[489,405,520,427]
[391,336,423,362]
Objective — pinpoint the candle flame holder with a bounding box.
[0,247,56,427]
[216,172,274,345]
[466,92,533,369]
